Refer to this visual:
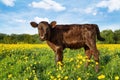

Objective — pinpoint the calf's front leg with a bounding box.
[47,41,63,65]
[55,48,63,65]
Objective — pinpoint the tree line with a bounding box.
[0,29,120,44]
[0,34,42,44]
[100,29,120,44]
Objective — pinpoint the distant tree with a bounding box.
[101,30,115,44]
[11,34,18,44]
[114,29,120,44]
[3,35,12,44]
[31,34,40,43]
[0,33,7,43]
[16,34,32,43]
[22,34,32,43]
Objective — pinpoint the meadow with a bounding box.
[0,44,120,80]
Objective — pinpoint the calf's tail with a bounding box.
[95,25,105,41]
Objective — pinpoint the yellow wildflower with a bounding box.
[87,60,91,62]
[98,74,105,79]
[64,76,68,80]
[24,56,28,60]
[96,62,99,65]
[82,58,86,62]
[70,58,74,62]
[115,76,119,80]
[57,74,61,78]
[32,70,36,74]
[53,78,57,80]
[87,73,90,76]
[77,65,80,68]
[90,59,94,62]
[58,66,62,70]
[77,54,83,59]
[57,61,63,66]
[47,71,51,75]
[34,75,38,80]
[77,77,81,80]
[34,62,37,64]
[50,75,54,79]
[79,61,82,64]
[8,74,12,78]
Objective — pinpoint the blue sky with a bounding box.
[0,0,120,34]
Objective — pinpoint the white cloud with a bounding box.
[83,0,120,15]
[33,17,49,23]
[71,7,97,16]
[15,19,26,23]
[84,7,97,16]
[97,0,120,12]
[29,0,66,11]
[1,0,15,7]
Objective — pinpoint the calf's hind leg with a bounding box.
[86,41,99,72]
[84,46,92,68]
[92,49,99,72]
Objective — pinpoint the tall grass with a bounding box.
[0,44,120,80]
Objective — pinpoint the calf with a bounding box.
[30,21,105,72]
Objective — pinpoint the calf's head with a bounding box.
[30,21,56,41]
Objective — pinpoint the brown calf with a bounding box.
[30,21,105,72]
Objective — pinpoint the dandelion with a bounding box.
[57,61,63,66]
[34,75,38,80]
[77,60,79,62]
[57,61,63,70]
[8,74,12,79]
[47,71,51,75]
[115,76,119,80]
[82,58,86,62]
[24,56,28,60]
[58,66,62,70]
[98,74,105,79]
[77,54,83,59]
[64,76,68,80]
[70,58,74,62]
[91,65,94,67]
[57,74,61,78]
[90,59,94,62]
[79,61,82,64]
[32,70,36,74]
[77,77,81,80]
[87,73,90,76]
[96,62,99,65]
[58,78,61,80]
[77,65,80,68]
[87,59,91,62]
[85,56,88,59]
[34,62,37,64]
[26,67,30,71]
[53,78,57,80]
[56,68,59,71]
[50,75,54,79]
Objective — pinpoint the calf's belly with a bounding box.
[64,42,85,49]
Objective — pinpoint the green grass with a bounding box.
[0,45,120,80]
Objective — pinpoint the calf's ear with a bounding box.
[50,21,56,28]
[30,22,38,28]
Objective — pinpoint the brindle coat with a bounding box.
[30,21,105,72]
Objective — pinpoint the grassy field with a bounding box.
[0,44,120,80]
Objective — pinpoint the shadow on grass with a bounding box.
[100,54,111,65]
[99,54,111,72]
